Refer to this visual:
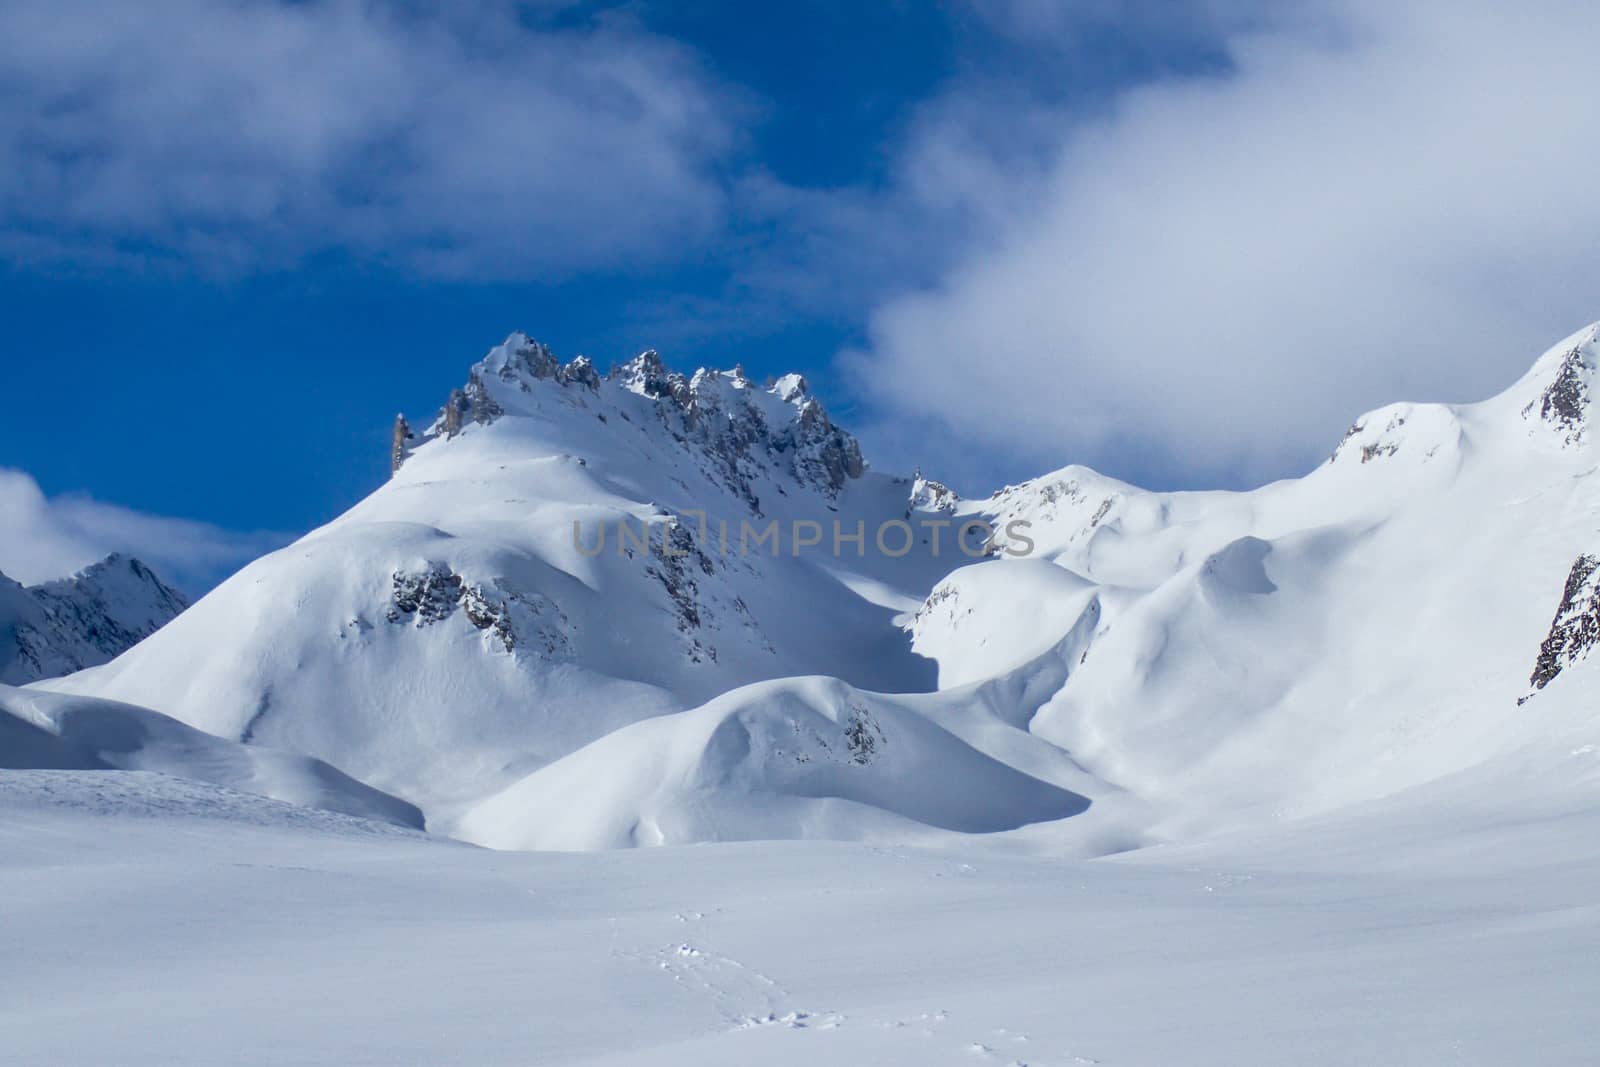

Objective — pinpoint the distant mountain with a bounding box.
[40,323,1600,850]
[1,554,188,684]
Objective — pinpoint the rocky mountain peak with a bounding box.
[408,335,868,500]
[612,349,681,400]
[1,554,189,684]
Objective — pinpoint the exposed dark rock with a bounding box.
[1528,554,1600,694]
[1523,345,1590,445]
[783,397,865,494]
[613,350,690,404]
[843,703,886,765]
[240,689,273,744]
[387,565,464,626]
[460,584,526,653]
[1360,442,1399,463]
[645,521,718,662]
[618,358,865,506]
[778,703,888,767]
[495,336,559,384]
[386,563,571,657]
[559,355,600,390]
[438,366,507,439]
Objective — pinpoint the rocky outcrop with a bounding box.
[606,348,865,503]
[842,702,887,765]
[439,369,505,438]
[615,349,688,403]
[390,414,413,474]
[781,701,888,767]
[909,471,960,514]
[1527,554,1600,695]
[1523,343,1592,446]
[560,354,600,390]
[784,395,864,495]
[642,520,720,664]
[386,563,571,658]
[386,565,465,626]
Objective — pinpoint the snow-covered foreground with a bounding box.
[5,762,1597,1066]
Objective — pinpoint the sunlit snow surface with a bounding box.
[4,756,1597,1065]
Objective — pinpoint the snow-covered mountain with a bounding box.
[904,322,1600,840]
[38,337,974,825]
[36,324,1600,852]
[1,554,188,685]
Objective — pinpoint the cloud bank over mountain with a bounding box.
[0,469,283,591]
[846,0,1600,487]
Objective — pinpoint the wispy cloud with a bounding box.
[0,0,736,278]
[843,0,1600,489]
[0,468,285,592]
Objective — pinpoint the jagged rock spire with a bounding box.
[390,414,414,475]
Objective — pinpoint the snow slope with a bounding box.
[0,553,187,684]
[4,745,1598,1065]
[454,674,1088,849]
[0,684,421,827]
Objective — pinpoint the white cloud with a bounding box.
[845,0,1600,489]
[0,0,735,278]
[0,469,284,592]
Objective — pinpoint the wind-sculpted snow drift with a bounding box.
[35,323,1600,850]
[0,684,421,827]
[455,675,1089,850]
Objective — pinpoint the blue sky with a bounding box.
[1,4,1218,529]
[4,1,1600,589]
